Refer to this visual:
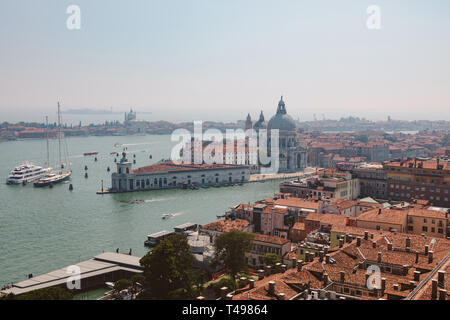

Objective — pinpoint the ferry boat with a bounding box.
[84,152,99,156]
[6,162,51,185]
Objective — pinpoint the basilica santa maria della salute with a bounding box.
[245,96,307,173]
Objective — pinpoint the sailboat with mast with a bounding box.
[34,102,72,187]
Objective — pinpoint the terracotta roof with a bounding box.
[305,212,348,227]
[273,198,321,210]
[201,219,249,233]
[253,234,291,246]
[357,208,408,226]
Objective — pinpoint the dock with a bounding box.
[1,252,143,296]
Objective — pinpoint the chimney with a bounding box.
[372,241,376,249]
[291,258,297,268]
[414,271,421,282]
[424,245,429,255]
[439,289,447,301]
[319,251,324,262]
[268,281,275,295]
[340,271,345,283]
[281,264,287,273]
[370,233,374,239]
[220,287,229,299]
[324,247,328,255]
[339,238,344,248]
[431,279,438,300]
[377,252,382,263]
[257,269,265,280]
[415,251,419,263]
[428,251,434,264]
[249,279,255,289]
[265,265,272,276]
[275,262,282,273]
[438,271,445,288]
[325,254,330,264]
[356,237,361,247]
[388,243,393,251]
[364,231,368,240]
[297,260,303,271]
[278,293,285,300]
[393,284,399,291]
[406,237,411,251]
[381,278,386,294]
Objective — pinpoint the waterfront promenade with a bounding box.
[248,167,318,182]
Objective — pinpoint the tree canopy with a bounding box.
[442,134,450,147]
[14,287,73,300]
[263,253,281,267]
[212,230,254,285]
[354,134,369,143]
[139,234,195,299]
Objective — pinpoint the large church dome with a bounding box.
[267,96,296,131]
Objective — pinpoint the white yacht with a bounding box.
[6,162,52,185]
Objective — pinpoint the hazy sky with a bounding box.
[0,0,449,124]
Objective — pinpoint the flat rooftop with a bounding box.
[1,252,143,296]
[132,161,248,174]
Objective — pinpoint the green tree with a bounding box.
[139,234,195,299]
[263,253,281,267]
[442,134,450,147]
[354,134,368,143]
[16,287,73,300]
[130,274,146,287]
[212,231,254,288]
[114,279,132,291]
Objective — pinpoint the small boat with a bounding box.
[105,282,115,290]
[110,152,117,155]
[84,152,99,156]
[162,213,174,220]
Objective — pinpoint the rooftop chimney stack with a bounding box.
[297,260,303,272]
[372,241,376,249]
[339,238,344,248]
[414,271,421,282]
[425,245,429,255]
[364,231,368,240]
[377,252,382,263]
[438,271,446,288]
[268,281,275,295]
[429,251,434,264]
[356,237,361,247]
[381,278,386,294]
[439,289,447,301]
[249,279,255,289]
[388,243,393,251]
[431,279,438,300]
[325,254,330,264]
[340,271,345,283]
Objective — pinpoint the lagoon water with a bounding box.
[0,135,280,287]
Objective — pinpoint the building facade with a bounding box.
[384,158,450,207]
[111,153,250,192]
